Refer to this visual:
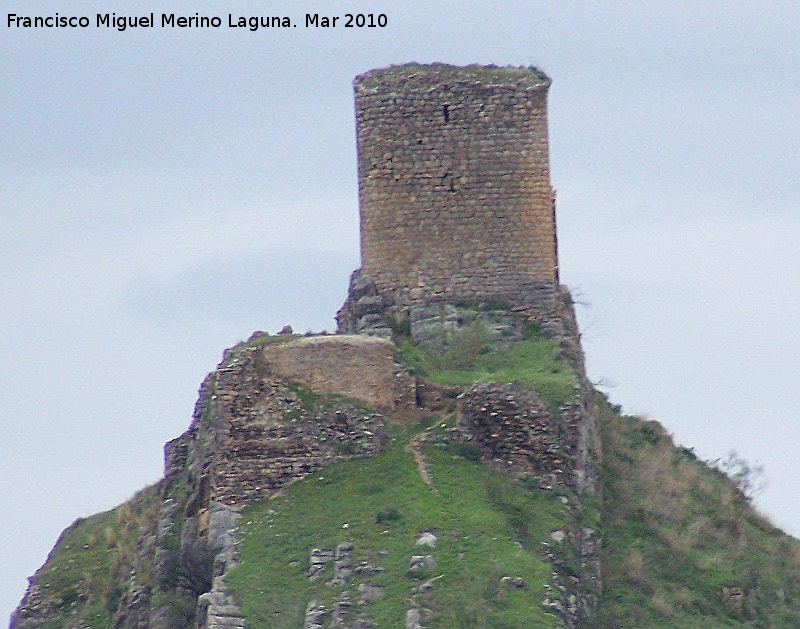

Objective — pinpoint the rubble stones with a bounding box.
[305,540,384,629]
[304,600,327,629]
[408,555,436,575]
[329,541,355,586]
[308,548,334,579]
[358,583,385,604]
[353,561,384,576]
[500,575,526,589]
[405,608,424,629]
[331,599,352,627]
[456,382,569,485]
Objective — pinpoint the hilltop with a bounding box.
[12,292,800,628]
[11,63,800,628]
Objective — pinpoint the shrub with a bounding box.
[375,507,403,524]
[708,450,767,503]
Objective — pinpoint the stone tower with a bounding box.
[354,63,559,313]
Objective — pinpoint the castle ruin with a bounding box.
[345,63,559,322]
[11,63,601,629]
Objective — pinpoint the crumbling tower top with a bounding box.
[354,63,559,312]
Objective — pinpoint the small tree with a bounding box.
[709,450,767,503]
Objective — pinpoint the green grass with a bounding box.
[396,332,577,414]
[21,484,162,629]
[226,426,568,629]
[597,395,800,628]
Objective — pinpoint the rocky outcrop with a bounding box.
[336,270,393,338]
[302,540,383,629]
[338,267,582,344]
[195,506,244,629]
[299,532,446,629]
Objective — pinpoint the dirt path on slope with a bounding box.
[406,434,438,493]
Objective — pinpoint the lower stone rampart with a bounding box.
[176,334,418,510]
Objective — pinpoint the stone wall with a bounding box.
[355,63,559,311]
[177,335,418,509]
[456,382,571,487]
[259,335,416,413]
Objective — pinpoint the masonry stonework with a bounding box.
[355,63,559,311]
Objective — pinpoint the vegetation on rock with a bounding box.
[10,485,162,629]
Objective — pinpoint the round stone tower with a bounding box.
[354,63,559,311]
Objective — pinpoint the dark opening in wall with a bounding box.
[442,103,450,122]
[441,173,456,193]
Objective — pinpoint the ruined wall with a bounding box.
[259,335,416,413]
[355,63,559,311]
[167,335,417,510]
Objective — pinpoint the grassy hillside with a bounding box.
[11,484,162,629]
[14,320,800,628]
[596,397,800,628]
[227,418,570,628]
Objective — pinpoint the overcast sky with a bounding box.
[3,0,799,620]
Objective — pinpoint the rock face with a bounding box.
[302,539,387,629]
[194,505,244,629]
[335,270,394,339]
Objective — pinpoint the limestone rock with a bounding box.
[405,608,424,629]
[415,531,437,547]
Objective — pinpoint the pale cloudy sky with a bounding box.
[3,0,799,620]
